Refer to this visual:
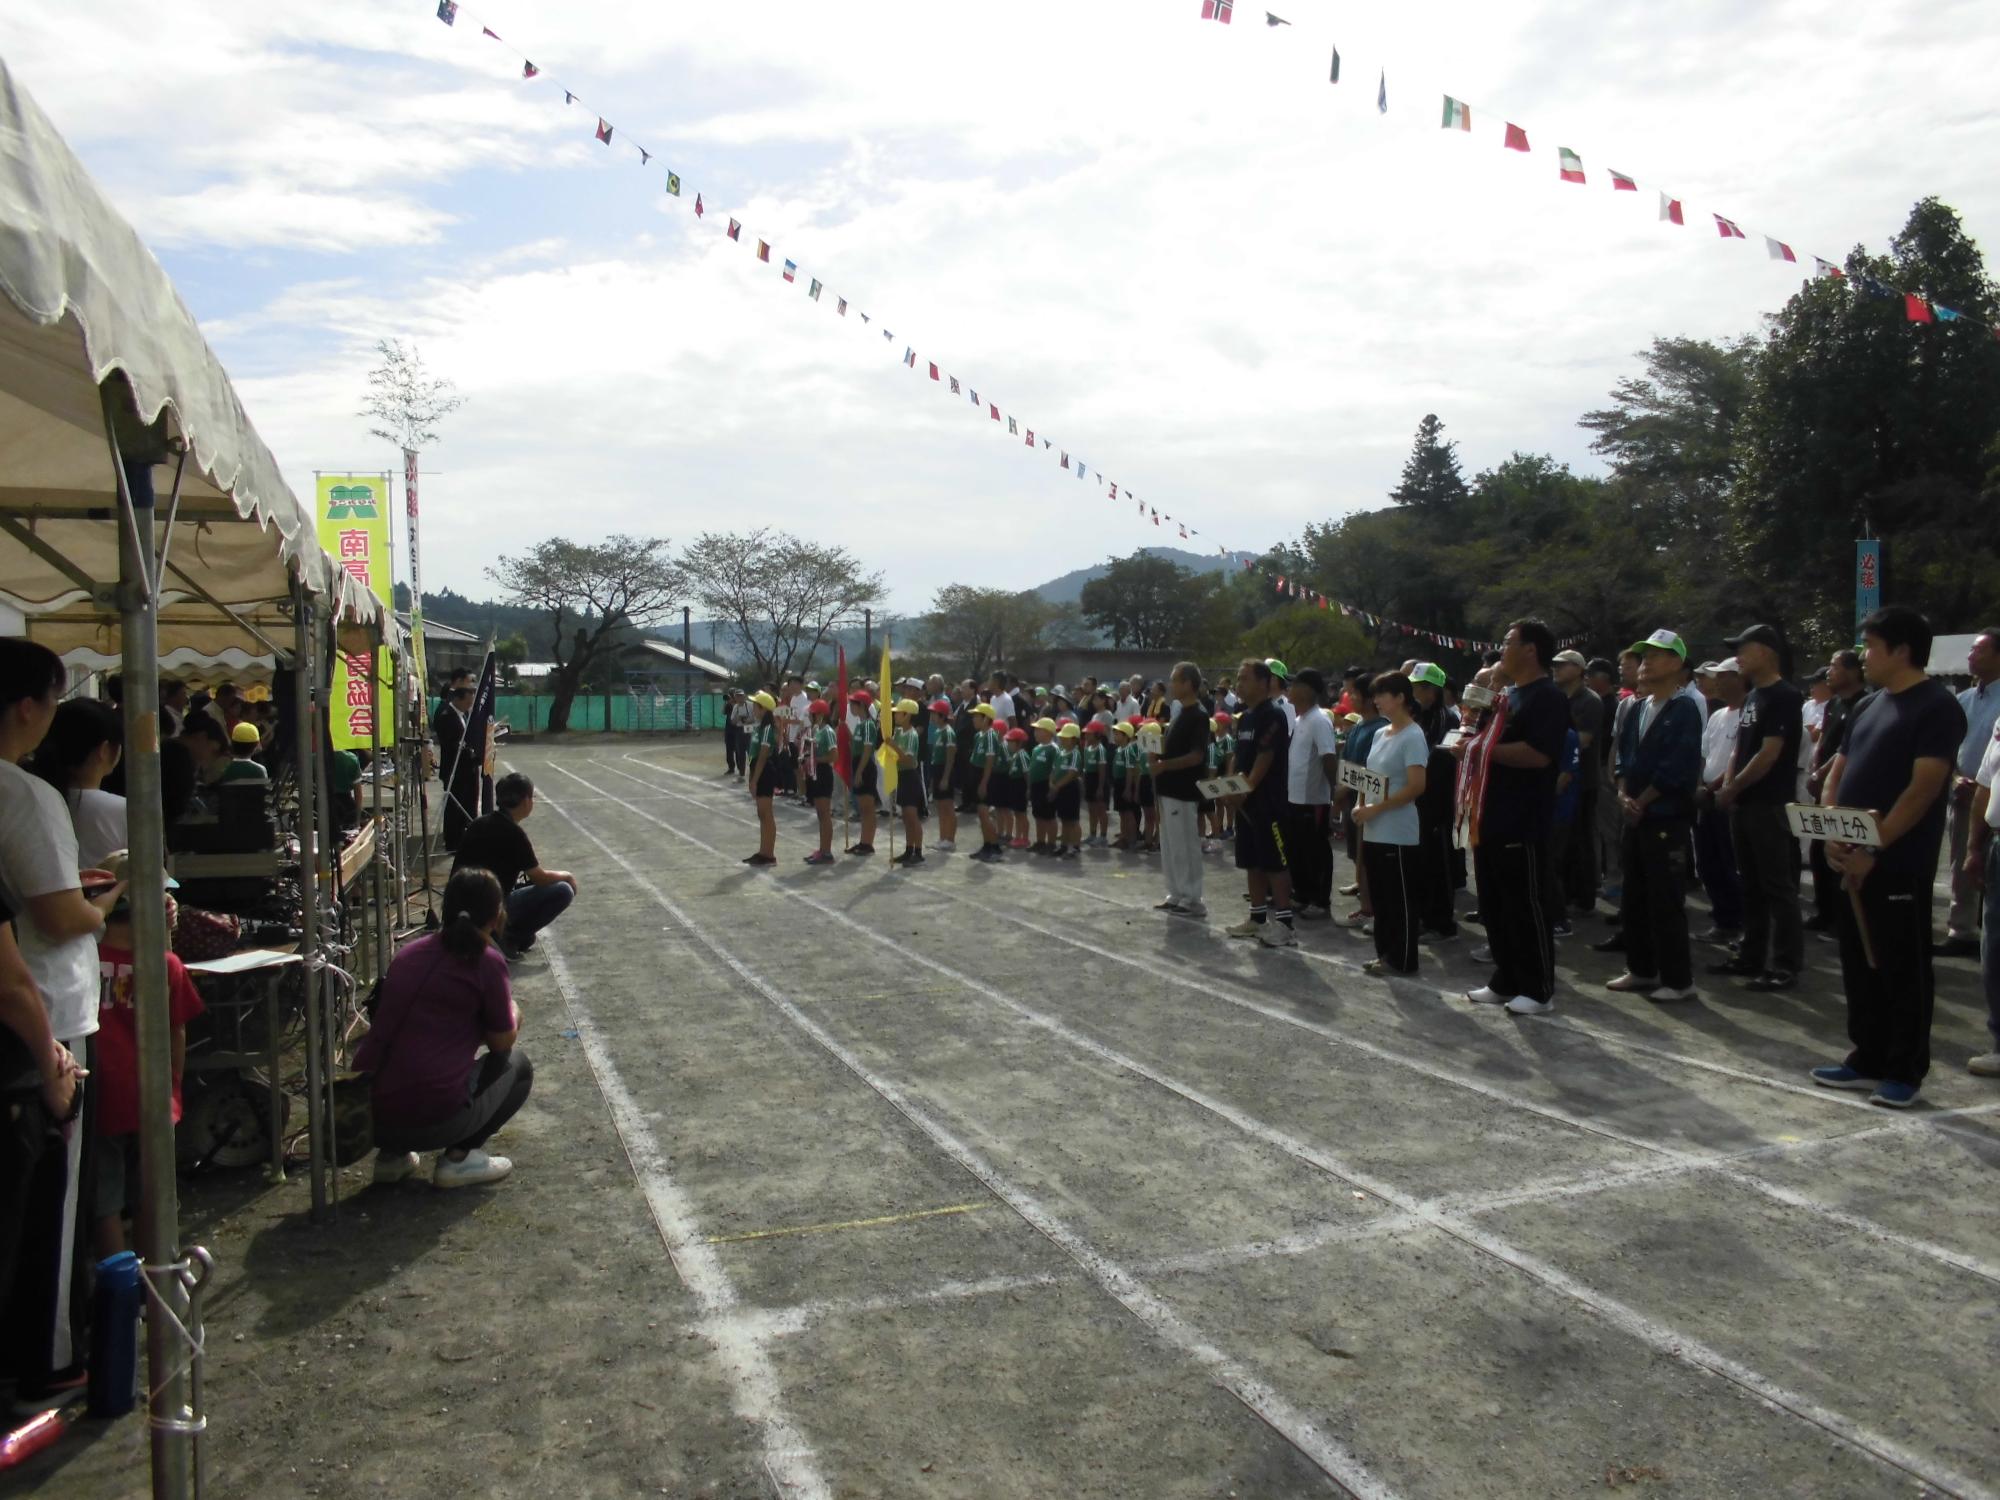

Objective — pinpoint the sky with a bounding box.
[8,0,1999,617]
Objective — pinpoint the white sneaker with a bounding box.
[434,1149,514,1189]
[1606,972,1659,993]
[1647,985,1697,1003]
[1226,917,1263,939]
[934,839,955,852]
[1967,1052,2000,1078]
[1466,986,1510,1005]
[1470,946,1493,963]
[1505,995,1555,1016]
[1295,904,1331,920]
[372,1150,419,1184]
[1260,922,1299,948]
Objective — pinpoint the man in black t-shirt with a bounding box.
[453,773,579,957]
[1224,660,1296,947]
[1151,663,1213,918]
[1811,607,1965,1107]
[1460,621,1571,1014]
[1715,623,1805,990]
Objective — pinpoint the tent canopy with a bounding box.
[0,58,376,658]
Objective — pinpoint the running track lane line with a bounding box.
[539,933,832,1500]
[597,756,2000,1289]
[619,753,1880,1114]
[539,763,1999,1500]
[533,782,1402,1500]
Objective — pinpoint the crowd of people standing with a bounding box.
[723,611,1999,1110]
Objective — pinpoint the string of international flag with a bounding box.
[432,0,1211,548]
[1261,566,1584,655]
[1205,1,2000,333]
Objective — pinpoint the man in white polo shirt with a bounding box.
[1284,668,1339,917]
[1966,704,2000,1077]
[1692,658,1746,947]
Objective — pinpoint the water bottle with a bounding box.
[87,1252,141,1418]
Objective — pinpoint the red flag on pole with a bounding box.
[833,646,852,787]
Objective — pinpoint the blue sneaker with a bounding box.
[1810,1065,1881,1091]
[1868,1081,1921,1109]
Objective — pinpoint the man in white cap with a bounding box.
[1691,659,1746,947]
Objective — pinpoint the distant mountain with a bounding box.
[1031,547,1255,606]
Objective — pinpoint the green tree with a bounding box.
[1078,554,1222,649]
[487,536,685,733]
[493,632,528,688]
[923,584,1062,682]
[1733,197,2000,648]
[1238,604,1372,677]
[1389,413,1470,510]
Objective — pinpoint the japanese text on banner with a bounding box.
[315,474,396,751]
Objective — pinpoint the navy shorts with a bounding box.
[896,771,928,815]
[1008,777,1029,814]
[1136,779,1155,808]
[1030,782,1053,821]
[853,760,879,801]
[1234,810,1288,873]
[1055,782,1082,821]
[811,765,834,801]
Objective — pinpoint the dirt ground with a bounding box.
[25,734,2000,1500]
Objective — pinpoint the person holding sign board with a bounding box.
[1224,660,1297,947]
[1352,673,1430,975]
[1809,606,1965,1108]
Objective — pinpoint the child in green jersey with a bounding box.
[744,691,779,866]
[891,699,926,867]
[847,690,881,856]
[805,699,836,865]
[1052,722,1084,858]
[1028,717,1059,854]
[927,699,958,852]
[1004,727,1031,848]
[969,702,1004,860]
[1112,720,1138,850]
[1082,721,1110,846]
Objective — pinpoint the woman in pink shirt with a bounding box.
[355,868,533,1189]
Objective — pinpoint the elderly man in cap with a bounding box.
[1713,623,1805,991]
[1552,649,1603,914]
[1805,650,1868,932]
[1607,631,1705,1002]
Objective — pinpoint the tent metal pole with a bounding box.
[107,423,194,1500]
[369,625,388,984]
[311,611,341,1220]
[293,586,329,1221]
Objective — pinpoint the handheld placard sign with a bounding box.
[1198,775,1252,799]
[1785,804,1883,848]
[1461,683,1496,712]
[1338,761,1387,801]
[1137,723,1164,755]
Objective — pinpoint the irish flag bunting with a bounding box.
[1441,96,1471,131]
[1503,123,1530,152]
[1659,193,1684,226]
[1608,169,1636,191]
[1558,147,1585,184]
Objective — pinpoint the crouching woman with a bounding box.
[356,867,534,1189]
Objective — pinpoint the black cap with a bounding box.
[1724,623,1784,652]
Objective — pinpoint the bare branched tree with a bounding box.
[681,530,885,684]
[360,338,464,452]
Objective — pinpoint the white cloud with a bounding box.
[9,0,1998,617]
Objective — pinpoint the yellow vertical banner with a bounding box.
[316,474,396,751]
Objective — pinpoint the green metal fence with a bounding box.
[495,692,726,734]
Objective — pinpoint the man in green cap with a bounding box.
[1266,660,1295,729]
[1607,630,1705,1002]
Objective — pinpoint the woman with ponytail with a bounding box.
[354,866,534,1189]
[28,697,126,867]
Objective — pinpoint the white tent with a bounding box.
[0,58,380,1496]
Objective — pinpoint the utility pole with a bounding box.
[682,605,694,731]
[864,608,873,659]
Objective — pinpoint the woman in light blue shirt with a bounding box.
[1355,673,1432,975]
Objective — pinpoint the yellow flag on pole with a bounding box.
[876,638,898,800]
